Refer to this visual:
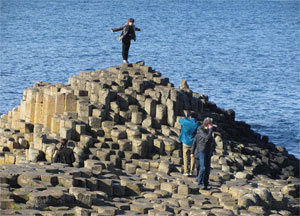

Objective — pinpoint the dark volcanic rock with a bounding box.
[0,62,298,215]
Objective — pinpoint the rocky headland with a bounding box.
[0,62,299,216]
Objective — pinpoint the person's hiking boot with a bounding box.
[183,172,189,176]
[200,185,208,190]
[188,172,193,176]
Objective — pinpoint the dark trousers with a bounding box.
[122,38,131,61]
[197,151,212,187]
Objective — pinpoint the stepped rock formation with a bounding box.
[0,62,299,216]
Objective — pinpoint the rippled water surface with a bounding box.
[1,0,299,158]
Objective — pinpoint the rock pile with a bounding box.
[0,62,299,215]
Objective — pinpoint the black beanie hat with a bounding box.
[128,18,135,23]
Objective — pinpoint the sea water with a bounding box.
[0,0,299,158]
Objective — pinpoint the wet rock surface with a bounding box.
[0,62,299,215]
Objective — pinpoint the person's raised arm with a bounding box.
[179,118,185,126]
[111,26,124,32]
[135,27,141,31]
[198,127,212,141]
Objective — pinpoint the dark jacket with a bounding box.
[111,24,141,41]
[191,126,215,157]
[53,147,75,166]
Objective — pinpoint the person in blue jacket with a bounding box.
[178,111,200,176]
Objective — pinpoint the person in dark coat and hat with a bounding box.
[191,117,215,190]
[111,18,141,64]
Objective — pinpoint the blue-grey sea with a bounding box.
[0,0,299,158]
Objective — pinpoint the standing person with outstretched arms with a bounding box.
[191,117,215,190]
[178,111,200,176]
[111,18,141,64]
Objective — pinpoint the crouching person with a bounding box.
[191,117,215,190]
[53,139,75,167]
